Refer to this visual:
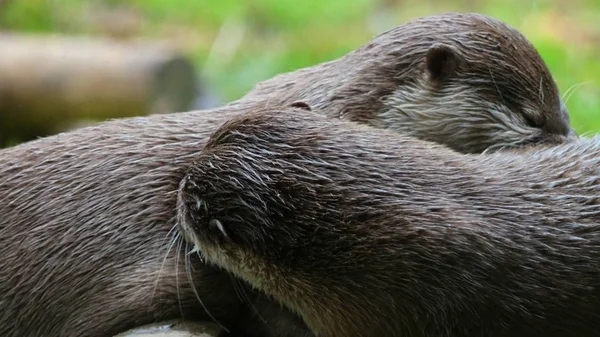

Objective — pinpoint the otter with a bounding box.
[0,12,574,337]
[0,102,308,337]
[177,108,600,337]
[241,12,575,153]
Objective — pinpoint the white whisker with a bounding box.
[562,81,591,107]
[176,235,185,318]
[184,240,229,332]
[152,224,180,303]
[230,275,271,331]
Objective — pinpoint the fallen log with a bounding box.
[0,34,197,145]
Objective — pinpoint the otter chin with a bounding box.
[178,108,600,337]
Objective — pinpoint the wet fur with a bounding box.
[0,12,575,337]
[178,108,600,337]
[243,13,574,152]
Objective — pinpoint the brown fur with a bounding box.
[0,12,574,337]
[243,12,575,153]
[0,103,315,337]
[178,108,600,337]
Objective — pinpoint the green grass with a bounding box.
[1,0,599,134]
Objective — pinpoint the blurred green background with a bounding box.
[1,0,599,135]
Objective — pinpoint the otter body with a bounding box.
[178,109,600,337]
[0,12,574,337]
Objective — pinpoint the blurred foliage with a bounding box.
[1,0,599,134]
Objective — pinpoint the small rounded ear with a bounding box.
[425,43,461,82]
[290,101,312,111]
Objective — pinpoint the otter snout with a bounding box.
[176,174,207,248]
[176,109,325,261]
[176,151,273,254]
[176,171,232,249]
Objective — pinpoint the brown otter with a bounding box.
[177,108,600,337]
[241,12,575,153]
[0,102,307,337]
[0,12,575,337]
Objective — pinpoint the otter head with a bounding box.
[177,108,470,337]
[331,13,576,153]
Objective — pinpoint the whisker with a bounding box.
[230,274,247,303]
[561,84,574,103]
[152,224,180,302]
[164,218,179,239]
[176,234,185,319]
[562,81,591,107]
[186,244,201,256]
[183,240,229,332]
[580,130,597,138]
[231,275,270,330]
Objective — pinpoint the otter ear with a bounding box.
[425,43,461,82]
[290,101,312,111]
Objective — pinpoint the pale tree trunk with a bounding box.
[0,34,198,145]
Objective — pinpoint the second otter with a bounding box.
[178,109,600,337]
[242,12,575,152]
